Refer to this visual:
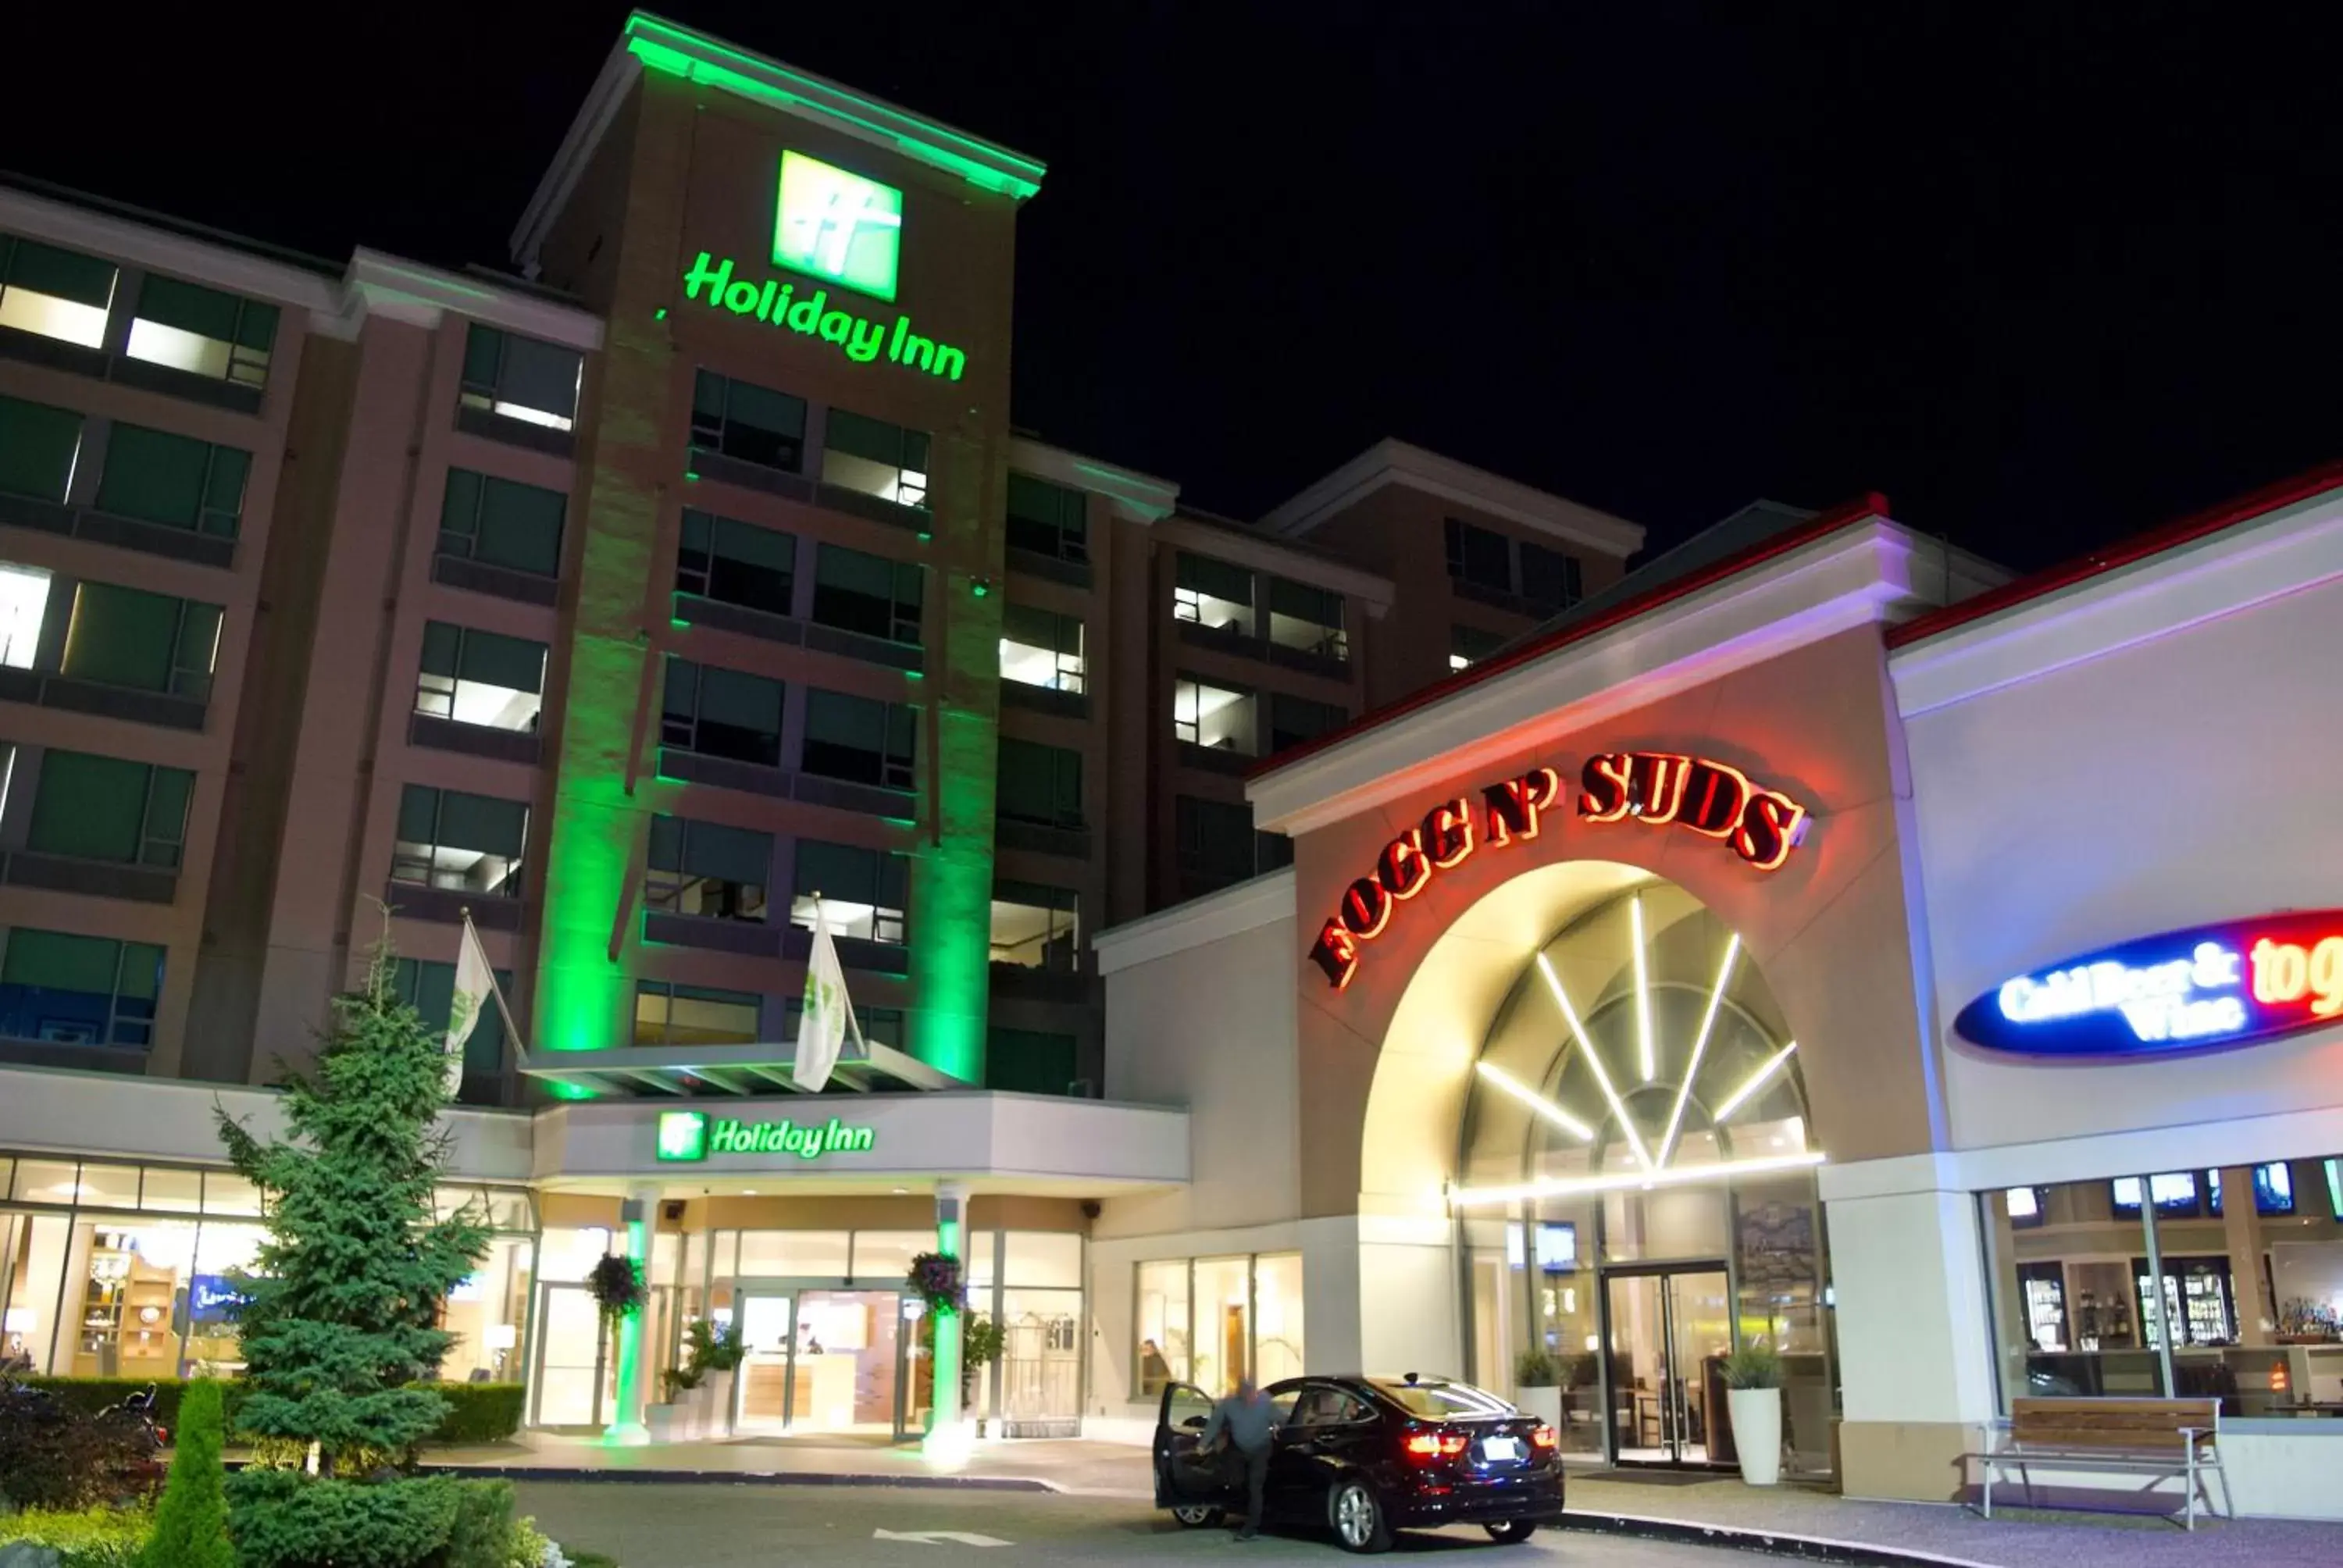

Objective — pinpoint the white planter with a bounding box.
[644,1402,692,1443]
[1726,1388,1781,1485]
[1514,1384,1564,1433]
[692,1370,736,1438]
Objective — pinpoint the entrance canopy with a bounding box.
[517,1035,963,1099]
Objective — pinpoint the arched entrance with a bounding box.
[1454,873,1832,1471]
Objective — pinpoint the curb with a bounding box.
[1559,1509,1999,1568]
[415,1463,1055,1493]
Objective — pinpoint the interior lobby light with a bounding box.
[1475,1061,1594,1140]
[1714,1039,1800,1121]
[1535,952,1653,1173]
[1453,1149,1828,1208]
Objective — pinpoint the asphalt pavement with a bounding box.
[514,1481,1778,1566]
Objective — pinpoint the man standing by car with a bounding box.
[1201,1376,1278,1541]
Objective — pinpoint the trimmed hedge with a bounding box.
[20,1380,526,1447]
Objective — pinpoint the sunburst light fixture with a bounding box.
[1453,886,1824,1207]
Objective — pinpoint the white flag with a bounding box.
[446,913,498,1096]
[793,907,862,1092]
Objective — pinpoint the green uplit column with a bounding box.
[605,1188,656,1445]
[923,1181,969,1461]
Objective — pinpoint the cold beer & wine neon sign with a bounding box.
[1306,750,1809,989]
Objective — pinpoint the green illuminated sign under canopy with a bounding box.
[655,1109,877,1163]
[683,252,966,382]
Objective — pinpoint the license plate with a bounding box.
[1482,1436,1521,1461]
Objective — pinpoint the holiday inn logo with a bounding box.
[683,253,967,382]
[774,150,902,302]
[654,1110,877,1164]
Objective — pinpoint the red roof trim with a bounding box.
[1884,460,2343,651]
[1247,491,1892,785]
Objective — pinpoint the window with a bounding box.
[458,324,581,431]
[125,275,277,390]
[1450,623,1508,672]
[1173,554,1254,634]
[821,408,929,508]
[390,957,511,1081]
[1176,796,1257,885]
[646,815,771,921]
[1443,517,1513,593]
[1266,579,1346,661]
[415,622,545,731]
[60,583,221,700]
[391,785,528,896]
[986,1026,1079,1096]
[27,750,193,868]
[1005,472,1086,564]
[1521,541,1583,613]
[801,689,916,789]
[998,604,1083,693]
[992,881,1078,970]
[790,839,908,944]
[1138,1254,1304,1395]
[662,658,784,767]
[1268,693,1346,755]
[997,738,1082,829]
[676,509,794,615]
[634,982,762,1047]
[781,998,904,1048]
[0,928,162,1046]
[0,394,84,502]
[0,561,49,668]
[1173,676,1256,754]
[96,425,251,538]
[691,370,807,474]
[438,469,565,579]
[0,236,117,350]
[811,544,922,645]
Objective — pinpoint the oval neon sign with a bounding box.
[1952,911,2343,1058]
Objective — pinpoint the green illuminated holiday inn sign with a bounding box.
[656,1110,877,1163]
[682,252,968,383]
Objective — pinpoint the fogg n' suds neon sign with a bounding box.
[1306,752,1808,990]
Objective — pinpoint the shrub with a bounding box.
[20,1380,526,1449]
[0,1505,152,1552]
[441,1478,516,1568]
[138,1378,231,1568]
[0,1389,162,1512]
[1513,1348,1560,1387]
[1721,1341,1784,1391]
[224,1468,459,1568]
[430,1384,527,1447]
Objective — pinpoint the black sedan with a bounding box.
[1152,1374,1565,1552]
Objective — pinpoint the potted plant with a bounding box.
[647,1365,701,1441]
[680,1317,745,1438]
[1721,1341,1785,1485]
[963,1313,1006,1438]
[1512,1347,1564,1434]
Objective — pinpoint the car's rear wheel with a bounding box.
[1485,1519,1538,1543]
[1169,1503,1224,1528]
[1328,1478,1393,1554]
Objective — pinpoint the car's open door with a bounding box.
[1153,1381,1236,1509]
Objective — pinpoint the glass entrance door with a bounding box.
[732,1288,908,1438]
[532,1283,608,1428]
[1603,1266,1731,1466]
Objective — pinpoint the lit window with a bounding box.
[61,583,220,700]
[791,839,908,945]
[1173,676,1257,754]
[991,882,1078,971]
[820,408,930,508]
[999,604,1084,693]
[635,982,762,1048]
[458,324,582,432]
[415,622,546,732]
[0,562,52,668]
[123,275,277,390]
[1173,554,1254,633]
[391,784,527,896]
[0,236,117,350]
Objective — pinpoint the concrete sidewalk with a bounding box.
[422,1434,2343,1566]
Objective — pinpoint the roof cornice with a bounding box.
[319,251,604,350]
[0,184,336,318]
[1156,515,1395,611]
[1261,438,1645,558]
[1007,437,1179,524]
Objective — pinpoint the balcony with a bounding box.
[408,713,542,766]
[0,326,261,416]
[0,665,206,731]
[385,883,523,930]
[433,552,560,608]
[0,850,176,904]
[455,401,576,460]
[0,493,236,570]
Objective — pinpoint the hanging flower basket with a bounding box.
[587,1253,647,1324]
[906,1251,965,1314]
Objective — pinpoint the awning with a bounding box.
[516,1038,964,1099]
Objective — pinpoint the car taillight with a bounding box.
[155,1427,169,1445]
[1530,1424,1557,1450]
[1402,1428,1468,1461]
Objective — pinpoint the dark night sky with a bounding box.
[9,3,2335,570]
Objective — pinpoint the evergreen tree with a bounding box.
[216,940,490,1563]
[139,1377,233,1568]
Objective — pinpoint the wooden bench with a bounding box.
[1971,1396,2227,1530]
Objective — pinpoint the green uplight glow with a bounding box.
[924,1213,963,1459]
[774,150,901,301]
[653,307,667,321]
[605,1208,651,1445]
